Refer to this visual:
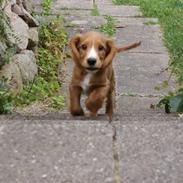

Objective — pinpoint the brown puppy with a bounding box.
[69,31,140,121]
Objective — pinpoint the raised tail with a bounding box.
[116,41,141,53]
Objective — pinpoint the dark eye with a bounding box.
[98,45,104,51]
[81,44,87,50]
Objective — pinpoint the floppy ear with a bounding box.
[103,38,116,68]
[69,34,82,61]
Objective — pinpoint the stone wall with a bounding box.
[0,0,38,94]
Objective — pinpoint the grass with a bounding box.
[113,0,183,112]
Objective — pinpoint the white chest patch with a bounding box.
[81,73,92,93]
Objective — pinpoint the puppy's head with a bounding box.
[69,32,116,72]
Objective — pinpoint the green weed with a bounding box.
[91,4,100,16]
[0,79,13,114]
[42,0,52,15]
[158,89,183,113]
[98,16,116,36]
[144,21,158,25]
[16,18,68,109]
[49,95,65,109]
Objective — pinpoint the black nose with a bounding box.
[87,57,96,66]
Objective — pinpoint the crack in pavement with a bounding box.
[127,51,167,54]
[111,123,121,183]
[117,93,164,98]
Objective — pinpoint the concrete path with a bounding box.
[0,0,183,183]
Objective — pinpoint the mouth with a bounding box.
[86,67,99,71]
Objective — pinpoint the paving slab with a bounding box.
[34,0,113,14]
[53,0,93,10]
[116,96,159,113]
[32,0,42,13]
[52,2,141,17]
[98,5,142,17]
[116,122,183,183]
[96,0,113,5]
[58,8,141,18]
[115,17,159,26]
[64,16,159,28]
[115,96,182,121]
[64,15,106,27]
[0,120,114,183]
[57,9,92,16]
[114,53,176,95]
[53,0,113,9]
[115,25,168,54]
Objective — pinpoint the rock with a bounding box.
[16,0,23,5]
[0,62,23,95]
[0,42,8,67]
[11,3,39,27]
[0,42,7,53]
[11,3,24,15]
[12,50,38,82]
[4,3,29,50]
[27,27,38,50]
[1,0,16,9]
[28,28,38,43]
[20,8,39,27]
[0,0,7,9]
[22,0,33,12]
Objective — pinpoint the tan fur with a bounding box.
[69,31,141,121]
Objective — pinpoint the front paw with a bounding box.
[85,112,97,118]
[85,99,99,118]
[70,108,84,116]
